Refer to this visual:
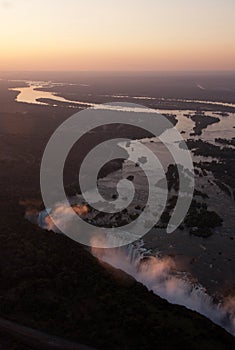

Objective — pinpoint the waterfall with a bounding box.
[92,240,235,336]
[33,209,235,336]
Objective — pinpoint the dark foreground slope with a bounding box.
[0,205,234,350]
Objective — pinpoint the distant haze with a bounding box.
[0,0,234,71]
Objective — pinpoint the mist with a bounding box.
[91,240,235,336]
[31,205,235,336]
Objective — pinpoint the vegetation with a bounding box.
[188,112,220,136]
[0,84,234,349]
[215,137,235,147]
[184,140,235,199]
[184,200,223,237]
[0,205,233,349]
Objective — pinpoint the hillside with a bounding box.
[0,203,234,350]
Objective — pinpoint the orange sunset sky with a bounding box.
[0,0,234,71]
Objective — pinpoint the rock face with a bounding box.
[0,207,234,350]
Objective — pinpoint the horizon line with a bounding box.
[1,69,235,74]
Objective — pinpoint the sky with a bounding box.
[0,0,234,71]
